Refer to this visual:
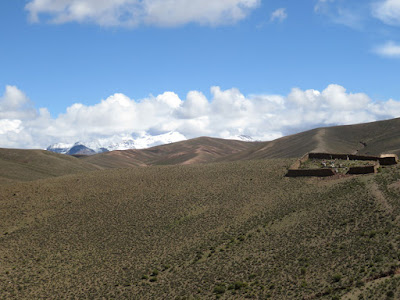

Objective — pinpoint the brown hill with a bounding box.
[219,117,400,162]
[0,148,100,183]
[1,158,400,299]
[82,117,400,168]
[1,118,399,182]
[83,136,256,168]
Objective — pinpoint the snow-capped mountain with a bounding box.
[234,135,255,142]
[46,132,187,155]
[223,135,256,142]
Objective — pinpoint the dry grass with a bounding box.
[1,159,400,299]
[0,148,100,182]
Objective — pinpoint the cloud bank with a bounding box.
[372,0,400,26]
[25,0,260,27]
[1,84,400,149]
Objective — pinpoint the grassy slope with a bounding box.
[0,148,101,183]
[1,159,400,299]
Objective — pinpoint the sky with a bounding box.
[1,0,400,149]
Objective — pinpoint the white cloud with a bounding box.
[374,41,400,57]
[25,0,260,27]
[314,0,364,29]
[372,0,400,25]
[270,8,287,23]
[1,84,400,149]
[0,85,37,120]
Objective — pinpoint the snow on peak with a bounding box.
[46,131,187,155]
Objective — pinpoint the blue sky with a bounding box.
[1,0,400,148]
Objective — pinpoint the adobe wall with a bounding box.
[286,168,336,177]
[379,154,399,165]
[346,164,379,175]
[309,153,380,161]
[286,152,397,177]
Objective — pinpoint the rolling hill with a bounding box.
[78,117,400,168]
[0,118,399,181]
[82,136,257,168]
[0,148,100,184]
[217,117,400,162]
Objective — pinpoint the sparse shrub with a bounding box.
[356,280,364,287]
[234,281,248,290]
[332,274,342,283]
[213,284,226,294]
[238,235,245,241]
[386,290,394,298]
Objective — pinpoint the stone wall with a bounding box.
[286,152,397,177]
[308,153,380,161]
[379,154,399,166]
[347,164,379,175]
[286,168,336,177]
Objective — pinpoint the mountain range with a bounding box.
[2,117,398,179]
[47,132,256,155]
[46,131,188,155]
[80,117,400,168]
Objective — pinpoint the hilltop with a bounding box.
[0,148,100,184]
[82,136,256,168]
[78,117,400,168]
[219,117,400,162]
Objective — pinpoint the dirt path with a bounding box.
[369,181,393,214]
[342,269,400,300]
[313,129,327,152]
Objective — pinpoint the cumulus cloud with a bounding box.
[270,8,287,23]
[25,0,260,27]
[374,41,400,57]
[372,0,400,25]
[1,84,400,149]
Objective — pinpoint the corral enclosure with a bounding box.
[286,153,398,177]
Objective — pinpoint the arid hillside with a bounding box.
[1,158,400,299]
[0,148,100,184]
[0,118,399,180]
[74,118,400,168]
[219,117,400,162]
[82,136,256,168]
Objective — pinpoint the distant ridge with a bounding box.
[80,117,400,168]
[0,148,100,183]
[1,118,400,180]
[218,117,400,162]
[82,136,256,168]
